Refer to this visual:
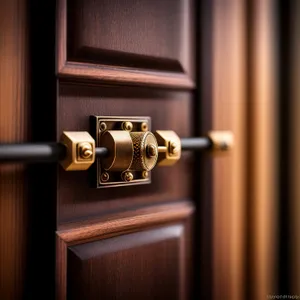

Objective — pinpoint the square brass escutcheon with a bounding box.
[90,116,152,188]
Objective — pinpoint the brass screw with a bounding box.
[141,122,148,132]
[123,171,134,182]
[99,122,107,132]
[122,121,133,131]
[101,172,109,182]
[79,142,93,159]
[146,144,157,158]
[169,141,179,155]
[142,171,149,179]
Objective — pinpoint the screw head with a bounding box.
[146,144,158,158]
[99,122,107,132]
[100,172,110,182]
[142,170,149,179]
[141,122,148,132]
[79,142,93,159]
[169,141,179,155]
[122,171,134,182]
[122,121,133,131]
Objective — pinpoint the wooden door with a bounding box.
[0,0,282,300]
[55,0,196,299]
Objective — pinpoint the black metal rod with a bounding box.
[96,147,109,157]
[181,137,211,150]
[0,137,210,163]
[0,143,107,163]
[0,143,66,163]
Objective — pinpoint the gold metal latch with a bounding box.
[88,116,183,188]
[57,116,234,188]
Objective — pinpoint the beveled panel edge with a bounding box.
[56,0,195,89]
[68,224,184,261]
[59,62,194,89]
[56,200,194,246]
[56,200,193,300]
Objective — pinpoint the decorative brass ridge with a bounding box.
[58,116,234,188]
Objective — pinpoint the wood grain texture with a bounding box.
[67,225,186,300]
[58,84,193,224]
[57,201,194,244]
[59,62,194,89]
[57,0,194,89]
[67,0,194,74]
[0,0,30,298]
[246,0,278,298]
[56,1,197,298]
[210,1,246,300]
[67,0,192,65]
[56,202,193,300]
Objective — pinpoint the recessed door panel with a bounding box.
[67,224,191,300]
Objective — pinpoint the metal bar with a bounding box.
[181,137,211,150]
[0,143,108,163]
[0,137,210,163]
[95,147,109,157]
[0,143,66,163]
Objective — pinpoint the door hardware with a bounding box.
[0,116,233,188]
[89,116,185,187]
[59,131,96,171]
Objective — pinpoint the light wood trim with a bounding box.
[247,0,278,298]
[59,62,194,89]
[211,1,278,298]
[211,0,246,299]
[57,201,194,245]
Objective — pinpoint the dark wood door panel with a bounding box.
[57,0,195,88]
[58,83,194,224]
[55,0,197,298]
[67,223,192,300]
[56,201,193,300]
[67,0,194,75]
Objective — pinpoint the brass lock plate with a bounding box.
[90,116,153,188]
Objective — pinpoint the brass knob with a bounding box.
[129,132,158,171]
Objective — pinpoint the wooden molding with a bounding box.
[56,0,195,89]
[56,201,193,300]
